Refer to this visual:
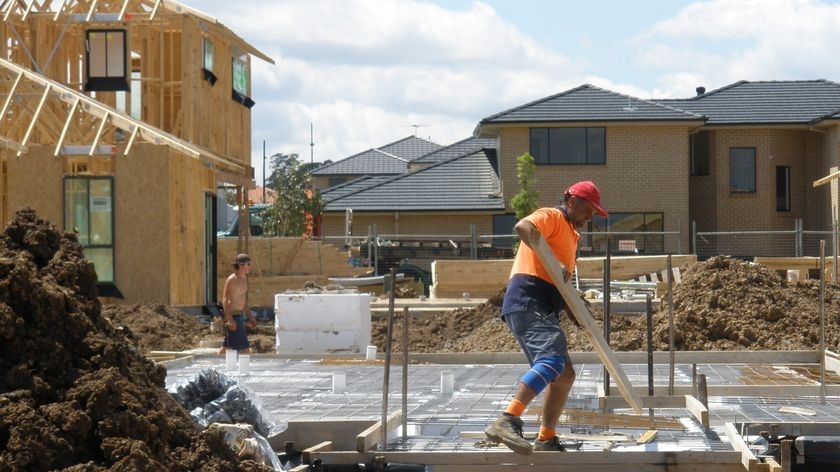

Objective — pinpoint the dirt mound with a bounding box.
[0,209,271,471]
[371,255,840,354]
[651,255,840,351]
[102,303,210,353]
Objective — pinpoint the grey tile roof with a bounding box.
[311,148,407,176]
[324,150,504,212]
[412,136,497,164]
[378,135,443,160]
[320,175,393,203]
[479,84,703,125]
[654,80,840,125]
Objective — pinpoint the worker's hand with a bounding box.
[226,319,237,331]
[246,318,257,330]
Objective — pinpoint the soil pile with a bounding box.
[651,255,840,351]
[102,303,209,353]
[0,209,271,472]
[371,256,840,353]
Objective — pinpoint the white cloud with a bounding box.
[637,0,840,96]
[188,0,586,175]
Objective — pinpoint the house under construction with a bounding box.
[0,0,272,305]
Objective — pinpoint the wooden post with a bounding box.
[780,439,792,472]
[532,237,643,413]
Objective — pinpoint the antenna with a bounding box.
[310,123,314,165]
[622,97,637,112]
[408,124,427,136]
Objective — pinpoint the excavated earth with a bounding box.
[109,255,840,356]
[371,255,840,353]
[0,209,272,472]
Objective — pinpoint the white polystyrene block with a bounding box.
[274,294,371,353]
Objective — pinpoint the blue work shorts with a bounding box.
[502,300,569,367]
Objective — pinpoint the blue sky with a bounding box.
[186,0,840,182]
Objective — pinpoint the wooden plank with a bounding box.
[356,410,402,452]
[764,458,782,472]
[636,430,657,444]
[685,395,709,428]
[18,83,50,151]
[308,450,744,467]
[301,441,332,466]
[576,255,697,280]
[532,237,642,413]
[460,430,635,443]
[725,423,770,472]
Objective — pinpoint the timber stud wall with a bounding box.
[499,125,691,254]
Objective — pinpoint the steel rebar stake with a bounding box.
[603,246,611,397]
[380,268,397,450]
[401,306,409,441]
[820,240,827,404]
[646,294,654,417]
[667,254,675,395]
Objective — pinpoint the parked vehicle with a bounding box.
[217,203,270,238]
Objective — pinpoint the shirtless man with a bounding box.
[220,253,258,354]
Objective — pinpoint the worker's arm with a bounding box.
[514,219,571,282]
[222,276,237,331]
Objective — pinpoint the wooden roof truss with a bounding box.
[1,0,273,64]
[0,57,249,184]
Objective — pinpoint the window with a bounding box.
[64,177,115,283]
[231,55,254,107]
[730,147,756,192]
[690,131,710,175]
[583,212,664,256]
[776,166,791,211]
[328,177,347,188]
[85,29,129,92]
[530,127,605,165]
[202,38,217,85]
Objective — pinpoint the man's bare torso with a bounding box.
[225,274,248,312]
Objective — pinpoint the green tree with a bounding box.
[510,152,539,219]
[263,153,324,237]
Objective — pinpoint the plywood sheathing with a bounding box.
[114,143,171,303]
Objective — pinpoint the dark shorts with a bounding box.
[502,300,569,366]
[223,313,250,351]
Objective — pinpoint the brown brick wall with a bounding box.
[498,125,691,253]
[320,212,496,239]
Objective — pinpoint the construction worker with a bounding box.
[219,253,258,354]
[485,181,607,454]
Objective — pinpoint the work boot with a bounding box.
[533,436,582,451]
[484,413,533,455]
[533,436,566,451]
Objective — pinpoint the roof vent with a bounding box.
[696,86,706,96]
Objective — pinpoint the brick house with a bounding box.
[319,137,502,241]
[311,135,442,191]
[475,81,840,257]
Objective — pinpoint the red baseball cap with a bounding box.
[565,181,608,217]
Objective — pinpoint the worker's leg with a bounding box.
[486,306,567,455]
[540,361,575,432]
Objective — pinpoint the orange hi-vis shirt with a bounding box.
[510,207,580,284]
